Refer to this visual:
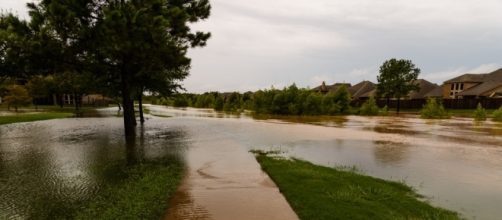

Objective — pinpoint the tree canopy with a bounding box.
[377,58,420,113]
[1,0,212,140]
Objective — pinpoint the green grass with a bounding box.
[76,159,184,220]
[0,112,73,125]
[255,154,461,220]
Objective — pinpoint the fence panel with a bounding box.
[352,98,502,109]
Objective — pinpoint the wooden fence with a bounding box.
[352,98,502,109]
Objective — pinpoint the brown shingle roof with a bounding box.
[408,79,440,99]
[424,86,443,98]
[359,89,377,98]
[447,68,502,97]
[486,69,502,82]
[444,73,488,83]
[444,68,502,83]
[348,81,376,99]
[313,82,351,93]
[457,81,502,97]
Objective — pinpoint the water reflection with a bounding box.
[2,106,502,219]
[0,118,190,219]
[373,141,410,166]
[164,188,211,220]
[146,106,502,220]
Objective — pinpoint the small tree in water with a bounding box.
[492,106,502,122]
[473,103,487,121]
[359,96,380,116]
[420,98,449,119]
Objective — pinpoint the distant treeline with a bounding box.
[149,84,358,116]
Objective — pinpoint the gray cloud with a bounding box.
[3,0,502,92]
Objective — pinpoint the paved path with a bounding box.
[164,138,299,220]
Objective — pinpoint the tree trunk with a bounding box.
[138,93,145,124]
[396,97,401,114]
[74,93,79,113]
[121,74,136,141]
[58,94,64,108]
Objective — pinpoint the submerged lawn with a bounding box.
[76,159,184,219]
[0,112,73,125]
[255,154,461,220]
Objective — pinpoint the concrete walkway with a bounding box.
[164,138,299,220]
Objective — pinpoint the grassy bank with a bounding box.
[0,112,73,125]
[76,159,184,219]
[255,154,461,220]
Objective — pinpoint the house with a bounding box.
[407,79,441,100]
[312,81,351,94]
[348,79,439,100]
[424,86,443,98]
[82,94,113,105]
[443,68,502,99]
[348,81,376,100]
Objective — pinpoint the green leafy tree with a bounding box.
[359,96,380,116]
[213,94,224,111]
[4,84,32,112]
[332,85,351,114]
[473,103,487,121]
[26,75,53,108]
[24,0,211,139]
[377,59,420,114]
[420,98,449,119]
[0,14,36,78]
[303,93,323,115]
[321,92,341,115]
[492,106,502,122]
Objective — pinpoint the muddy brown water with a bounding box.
[1,106,502,219]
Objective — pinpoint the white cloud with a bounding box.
[3,0,502,92]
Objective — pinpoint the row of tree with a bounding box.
[152,84,356,116]
[1,0,211,140]
[151,58,422,116]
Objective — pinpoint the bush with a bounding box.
[172,95,189,107]
[213,95,224,111]
[359,96,380,116]
[303,93,323,115]
[473,103,487,121]
[493,106,502,122]
[332,85,351,114]
[420,98,449,119]
[4,85,32,112]
[380,105,389,116]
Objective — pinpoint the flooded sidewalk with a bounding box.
[164,138,298,220]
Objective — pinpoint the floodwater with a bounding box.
[0,110,190,219]
[0,106,501,219]
[148,106,502,220]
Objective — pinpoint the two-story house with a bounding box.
[443,69,502,99]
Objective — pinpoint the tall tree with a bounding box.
[23,0,211,140]
[377,58,420,114]
[0,14,33,79]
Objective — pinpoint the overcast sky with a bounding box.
[2,0,502,93]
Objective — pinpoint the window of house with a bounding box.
[451,84,454,90]
[460,83,464,90]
